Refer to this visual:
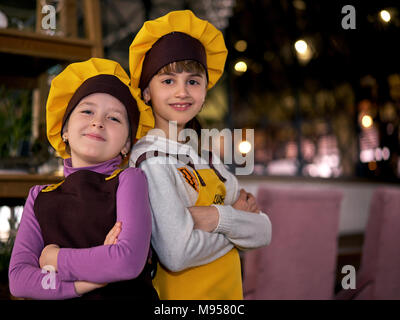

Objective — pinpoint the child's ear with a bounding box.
[62,120,69,137]
[62,130,68,142]
[121,138,131,155]
[142,87,151,104]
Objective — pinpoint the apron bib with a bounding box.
[35,169,158,300]
[153,167,243,300]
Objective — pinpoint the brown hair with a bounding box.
[157,60,207,80]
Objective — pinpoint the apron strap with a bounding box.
[134,151,207,186]
[134,150,226,184]
[206,151,227,183]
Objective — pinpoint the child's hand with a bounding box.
[104,221,122,245]
[189,206,219,232]
[245,192,260,213]
[39,244,60,271]
[232,189,260,213]
[74,281,107,295]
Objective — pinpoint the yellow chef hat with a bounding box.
[46,58,154,158]
[129,10,228,99]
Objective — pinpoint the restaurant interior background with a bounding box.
[0,0,399,299]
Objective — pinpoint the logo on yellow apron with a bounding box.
[213,194,225,204]
[178,167,199,192]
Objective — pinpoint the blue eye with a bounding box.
[109,117,121,123]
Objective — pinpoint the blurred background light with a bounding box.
[360,149,375,163]
[368,161,377,171]
[239,140,252,154]
[235,40,247,52]
[295,39,308,54]
[380,10,391,22]
[292,0,306,11]
[294,39,313,64]
[234,60,248,73]
[382,147,391,160]
[361,115,373,128]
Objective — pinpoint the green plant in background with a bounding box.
[0,226,15,299]
[0,234,14,278]
[0,207,17,284]
[0,85,32,159]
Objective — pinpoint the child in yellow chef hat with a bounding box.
[9,58,158,300]
[128,10,272,300]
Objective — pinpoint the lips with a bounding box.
[169,102,192,111]
[84,133,106,141]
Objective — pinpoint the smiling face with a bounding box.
[62,93,131,168]
[142,61,207,137]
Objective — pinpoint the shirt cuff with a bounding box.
[65,280,82,298]
[211,204,232,235]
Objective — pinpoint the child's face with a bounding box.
[143,70,207,134]
[63,93,131,167]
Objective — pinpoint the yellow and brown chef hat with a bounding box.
[46,58,154,158]
[129,10,228,99]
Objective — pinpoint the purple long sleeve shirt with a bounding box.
[8,156,152,300]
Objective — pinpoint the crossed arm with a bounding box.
[39,222,123,295]
[189,189,260,232]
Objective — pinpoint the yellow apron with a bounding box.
[153,167,243,300]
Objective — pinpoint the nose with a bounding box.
[91,116,104,129]
[174,81,189,98]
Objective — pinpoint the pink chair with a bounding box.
[336,187,400,300]
[242,186,342,299]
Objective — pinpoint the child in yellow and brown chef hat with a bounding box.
[8,57,160,300]
[127,11,255,301]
